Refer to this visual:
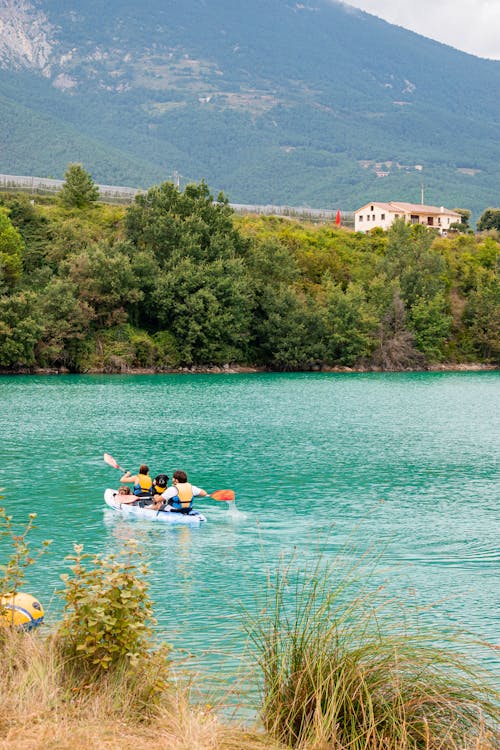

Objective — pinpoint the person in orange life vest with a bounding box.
[120,464,153,498]
[151,469,207,514]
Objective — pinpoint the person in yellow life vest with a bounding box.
[151,470,207,514]
[120,464,153,499]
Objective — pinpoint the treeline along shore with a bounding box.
[0,175,499,373]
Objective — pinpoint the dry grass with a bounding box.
[0,624,498,750]
[0,629,280,750]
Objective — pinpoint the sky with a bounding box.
[340,0,500,60]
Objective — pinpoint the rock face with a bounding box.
[0,0,54,73]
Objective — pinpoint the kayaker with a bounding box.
[137,473,169,508]
[120,464,153,497]
[152,470,207,514]
[115,485,137,505]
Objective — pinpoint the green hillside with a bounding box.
[1,0,499,214]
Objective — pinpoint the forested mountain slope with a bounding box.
[1,0,499,214]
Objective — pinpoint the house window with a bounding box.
[438,218,441,225]
[381,213,385,220]
[427,217,434,226]
[370,205,374,211]
[372,214,375,220]
[366,215,370,221]
[359,215,363,221]
[395,214,399,218]
[410,214,419,224]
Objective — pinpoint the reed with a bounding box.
[245,551,500,749]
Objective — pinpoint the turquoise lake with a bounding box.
[0,372,498,698]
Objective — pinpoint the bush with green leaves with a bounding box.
[0,507,52,600]
[56,541,170,688]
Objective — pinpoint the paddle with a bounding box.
[155,489,235,516]
[103,453,127,473]
[209,489,235,502]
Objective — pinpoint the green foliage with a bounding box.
[0,291,44,366]
[0,190,498,371]
[462,273,500,361]
[0,508,52,599]
[56,541,167,681]
[125,180,241,266]
[59,163,99,209]
[477,208,500,232]
[0,209,24,290]
[321,280,378,365]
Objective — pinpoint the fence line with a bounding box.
[0,173,354,224]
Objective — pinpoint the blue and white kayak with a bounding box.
[104,489,206,524]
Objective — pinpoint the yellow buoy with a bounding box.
[0,592,44,630]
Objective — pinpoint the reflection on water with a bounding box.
[0,372,498,697]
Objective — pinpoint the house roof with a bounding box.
[355,201,461,217]
[389,202,461,216]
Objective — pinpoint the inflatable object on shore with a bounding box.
[0,592,44,630]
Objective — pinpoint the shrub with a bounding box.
[55,541,170,694]
[0,507,52,600]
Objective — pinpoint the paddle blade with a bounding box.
[104,453,121,470]
[210,489,235,502]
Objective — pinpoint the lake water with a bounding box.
[0,372,498,699]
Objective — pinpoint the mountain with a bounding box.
[1,0,499,216]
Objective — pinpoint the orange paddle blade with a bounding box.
[210,489,235,502]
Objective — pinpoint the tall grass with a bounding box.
[0,629,282,750]
[245,551,500,749]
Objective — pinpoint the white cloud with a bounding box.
[339,0,500,60]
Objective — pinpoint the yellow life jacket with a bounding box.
[174,482,193,509]
[134,474,153,496]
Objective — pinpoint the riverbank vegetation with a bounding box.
[1,509,499,749]
[0,180,498,372]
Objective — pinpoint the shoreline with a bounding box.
[1,363,498,376]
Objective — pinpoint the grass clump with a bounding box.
[245,551,500,750]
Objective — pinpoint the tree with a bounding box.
[0,209,24,290]
[450,208,472,234]
[477,208,500,232]
[125,180,246,266]
[321,280,377,365]
[59,163,99,209]
[0,291,43,366]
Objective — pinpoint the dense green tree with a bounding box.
[37,278,93,368]
[0,209,24,290]
[408,293,452,361]
[59,163,99,209]
[63,241,143,327]
[151,255,252,364]
[462,271,500,362]
[125,180,247,266]
[321,280,377,365]
[477,208,500,232]
[0,291,43,366]
[251,285,322,369]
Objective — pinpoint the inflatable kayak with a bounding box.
[104,489,207,525]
